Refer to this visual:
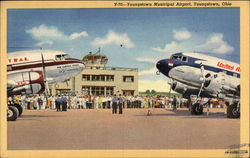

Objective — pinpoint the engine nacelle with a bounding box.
[171,81,188,94]
[204,72,240,97]
[8,71,45,96]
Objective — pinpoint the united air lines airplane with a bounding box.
[7,49,84,121]
[156,52,240,118]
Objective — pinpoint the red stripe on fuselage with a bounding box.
[8,59,83,72]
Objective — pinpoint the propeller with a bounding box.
[197,63,205,97]
[168,78,173,98]
[28,71,34,94]
[41,53,50,96]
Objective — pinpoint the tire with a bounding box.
[12,103,23,116]
[227,103,240,118]
[191,103,203,115]
[7,106,19,121]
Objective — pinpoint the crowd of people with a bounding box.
[11,94,189,112]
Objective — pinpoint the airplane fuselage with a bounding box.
[8,50,84,84]
[156,52,240,98]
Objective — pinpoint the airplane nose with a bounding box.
[156,59,172,77]
[79,62,84,71]
[77,60,84,72]
[68,58,85,72]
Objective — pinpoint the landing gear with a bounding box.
[191,103,203,115]
[7,101,23,121]
[227,102,240,118]
[7,106,19,121]
[12,103,23,116]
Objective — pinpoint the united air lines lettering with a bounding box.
[217,62,240,72]
[8,57,28,63]
[235,67,240,72]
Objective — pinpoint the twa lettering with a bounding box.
[217,62,240,72]
[8,57,28,63]
[17,81,29,86]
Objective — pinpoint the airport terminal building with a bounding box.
[49,51,138,96]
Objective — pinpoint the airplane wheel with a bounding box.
[12,103,23,116]
[227,103,240,118]
[7,106,19,121]
[191,103,203,115]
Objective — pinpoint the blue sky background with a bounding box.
[7,8,239,92]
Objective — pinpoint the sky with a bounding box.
[7,8,240,92]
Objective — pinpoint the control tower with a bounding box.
[82,48,108,69]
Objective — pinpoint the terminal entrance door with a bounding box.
[122,90,134,96]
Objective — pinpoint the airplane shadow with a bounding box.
[135,109,230,119]
[20,115,64,118]
[15,114,65,121]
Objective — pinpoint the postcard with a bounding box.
[0,1,249,158]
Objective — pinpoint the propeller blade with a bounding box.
[28,71,33,94]
[198,63,205,98]
[168,78,173,98]
[41,53,50,96]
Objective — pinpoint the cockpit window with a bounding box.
[55,54,70,61]
[171,55,178,59]
[171,55,188,62]
[182,56,188,62]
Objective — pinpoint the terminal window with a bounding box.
[82,75,91,81]
[106,87,114,95]
[106,75,114,81]
[92,75,105,81]
[82,74,114,82]
[92,87,105,96]
[82,86,113,96]
[82,86,90,95]
[123,76,134,82]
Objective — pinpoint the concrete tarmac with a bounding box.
[8,108,239,150]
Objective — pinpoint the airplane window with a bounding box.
[55,55,62,60]
[61,55,65,60]
[182,56,187,62]
[55,54,69,60]
[64,54,70,59]
[172,55,178,59]
[7,65,12,71]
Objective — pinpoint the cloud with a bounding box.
[26,24,88,46]
[135,58,158,76]
[36,41,53,46]
[173,29,192,40]
[69,31,88,40]
[197,33,234,54]
[139,67,157,76]
[26,24,67,40]
[91,30,135,48]
[139,79,170,92]
[136,57,156,63]
[152,41,178,53]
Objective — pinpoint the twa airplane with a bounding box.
[7,49,84,121]
[156,52,240,118]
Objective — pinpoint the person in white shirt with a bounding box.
[72,96,77,109]
[95,95,99,109]
[77,96,82,109]
[82,96,87,109]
